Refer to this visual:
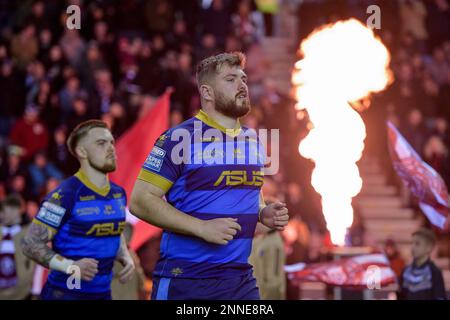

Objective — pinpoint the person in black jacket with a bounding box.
[398,228,447,300]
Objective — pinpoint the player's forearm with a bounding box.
[21,222,57,268]
[130,190,203,238]
[116,234,131,260]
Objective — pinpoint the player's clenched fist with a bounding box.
[72,258,99,281]
[199,218,242,245]
[260,202,289,231]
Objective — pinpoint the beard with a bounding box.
[88,157,116,173]
[214,90,251,119]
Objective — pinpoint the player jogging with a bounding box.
[22,120,135,300]
[130,52,289,300]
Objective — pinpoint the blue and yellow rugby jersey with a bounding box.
[138,109,266,279]
[33,170,127,293]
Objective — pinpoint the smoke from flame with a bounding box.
[292,19,392,245]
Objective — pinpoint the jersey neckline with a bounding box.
[195,109,242,137]
[74,169,111,197]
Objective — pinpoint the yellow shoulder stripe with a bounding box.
[137,169,173,192]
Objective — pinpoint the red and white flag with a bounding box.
[387,121,450,231]
[110,89,172,250]
[31,265,48,295]
[285,253,396,288]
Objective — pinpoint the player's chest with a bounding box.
[68,196,126,237]
[180,141,265,191]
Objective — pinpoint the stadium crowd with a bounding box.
[0,0,449,299]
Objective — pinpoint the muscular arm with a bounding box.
[129,179,204,238]
[21,222,56,268]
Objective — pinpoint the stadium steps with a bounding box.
[360,207,415,220]
[357,156,419,255]
[356,195,403,208]
[260,36,297,96]
[360,185,398,196]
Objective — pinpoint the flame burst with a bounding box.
[292,19,392,245]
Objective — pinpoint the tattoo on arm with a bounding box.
[21,222,56,268]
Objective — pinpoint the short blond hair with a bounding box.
[67,120,108,157]
[196,52,246,87]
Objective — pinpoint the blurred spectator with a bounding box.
[43,45,67,91]
[28,151,63,198]
[58,76,82,120]
[346,205,366,247]
[109,101,129,137]
[398,228,446,300]
[231,0,265,49]
[48,126,75,175]
[0,147,27,185]
[7,175,28,201]
[9,105,49,161]
[24,200,39,224]
[0,194,35,300]
[143,0,174,36]
[38,28,53,62]
[425,47,450,86]
[10,24,38,70]
[385,238,406,279]
[79,41,107,88]
[438,70,450,119]
[200,0,232,49]
[197,33,220,61]
[417,75,440,117]
[166,18,191,52]
[282,216,311,300]
[402,109,428,156]
[425,0,450,51]
[25,61,46,105]
[59,29,86,69]
[255,0,280,36]
[67,96,90,132]
[423,134,450,185]
[170,109,183,127]
[0,59,25,137]
[28,1,47,34]
[249,222,286,300]
[399,0,428,53]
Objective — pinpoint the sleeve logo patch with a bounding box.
[151,146,166,158]
[37,201,66,227]
[144,155,163,172]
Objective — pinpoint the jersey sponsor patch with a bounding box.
[36,201,67,227]
[144,154,163,172]
[151,146,166,158]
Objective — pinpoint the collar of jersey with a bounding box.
[74,169,110,197]
[195,109,242,137]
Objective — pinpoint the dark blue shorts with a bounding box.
[151,273,260,300]
[40,282,112,300]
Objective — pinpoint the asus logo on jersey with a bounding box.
[86,221,126,236]
[214,170,264,187]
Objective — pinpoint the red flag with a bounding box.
[285,254,396,288]
[110,89,172,250]
[387,121,450,231]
